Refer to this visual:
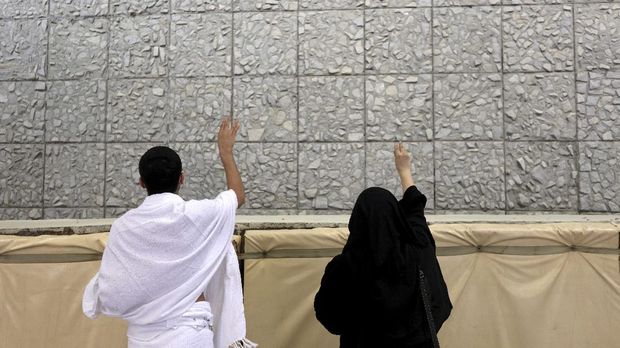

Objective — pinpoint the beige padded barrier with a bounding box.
[242,224,620,348]
[1,224,618,348]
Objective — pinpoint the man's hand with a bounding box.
[218,117,240,158]
[394,143,415,192]
[217,117,245,207]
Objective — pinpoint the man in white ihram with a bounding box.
[82,119,256,348]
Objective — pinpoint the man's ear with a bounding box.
[179,172,185,186]
[139,177,146,189]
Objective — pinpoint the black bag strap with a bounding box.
[419,269,440,348]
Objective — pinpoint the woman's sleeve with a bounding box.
[399,186,427,219]
[314,255,357,335]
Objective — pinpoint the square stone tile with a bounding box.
[299,76,364,142]
[576,71,620,140]
[0,19,47,80]
[170,78,231,142]
[435,141,505,210]
[111,0,169,15]
[366,74,432,141]
[50,0,108,16]
[433,7,501,73]
[503,5,574,72]
[0,81,45,143]
[105,207,130,218]
[365,8,432,74]
[233,76,297,141]
[232,0,297,10]
[44,208,104,219]
[173,142,226,200]
[436,0,500,5]
[0,0,47,19]
[46,80,106,142]
[234,12,297,75]
[107,79,170,142]
[299,143,365,210]
[506,142,577,210]
[299,10,364,75]
[0,208,42,220]
[235,143,297,209]
[172,0,231,12]
[366,142,434,209]
[44,144,105,207]
[576,4,620,71]
[105,143,161,207]
[0,144,44,206]
[300,0,362,9]
[504,73,576,140]
[109,16,168,78]
[171,14,232,77]
[49,17,109,79]
[434,73,503,140]
[579,141,620,212]
[365,0,431,7]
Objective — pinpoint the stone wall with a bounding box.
[0,0,619,219]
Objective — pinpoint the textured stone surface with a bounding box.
[106,143,159,207]
[174,142,226,200]
[579,141,620,212]
[49,17,108,79]
[109,16,168,78]
[299,76,364,142]
[300,0,362,9]
[51,0,108,16]
[234,76,297,141]
[0,144,44,206]
[504,0,569,4]
[299,143,364,210]
[0,0,47,19]
[506,142,577,210]
[111,0,168,15]
[435,142,505,210]
[170,78,231,141]
[366,142,434,209]
[436,0,500,5]
[171,14,231,77]
[46,80,106,142]
[44,144,105,207]
[232,0,297,10]
[434,73,503,140]
[236,143,297,209]
[366,0,431,7]
[0,19,47,80]
[576,4,620,71]
[44,208,104,219]
[366,8,431,74]
[234,12,296,75]
[0,82,45,143]
[366,74,432,141]
[0,208,43,220]
[503,5,573,72]
[434,7,501,73]
[504,73,576,140]
[299,10,364,75]
[172,0,231,12]
[107,79,169,142]
[576,71,620,141]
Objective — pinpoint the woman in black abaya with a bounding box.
[314,144,452,348]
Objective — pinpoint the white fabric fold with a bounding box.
[83,190,246,348]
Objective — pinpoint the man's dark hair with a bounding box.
[139,146,183,195]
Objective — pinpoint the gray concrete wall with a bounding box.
[0,0,618,219]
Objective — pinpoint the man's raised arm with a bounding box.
[218,118,245,208]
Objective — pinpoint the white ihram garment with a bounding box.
[82,190,249,348]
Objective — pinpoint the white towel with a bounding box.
[83,190,247,348]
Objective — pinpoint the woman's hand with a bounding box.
[394,143,415,191]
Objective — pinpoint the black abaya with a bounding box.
[314,186,452,348]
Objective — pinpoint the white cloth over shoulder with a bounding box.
[83,190,246,348]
